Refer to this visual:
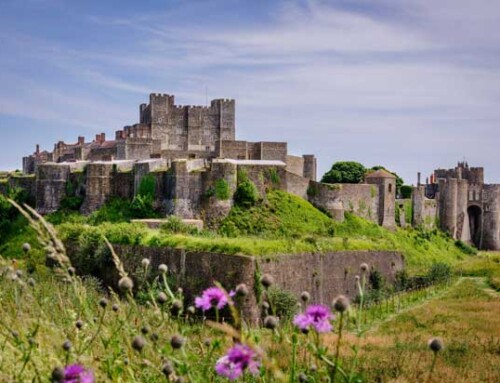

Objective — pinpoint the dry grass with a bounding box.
[337,278,500,382]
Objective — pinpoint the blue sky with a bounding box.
[1,0,500,184]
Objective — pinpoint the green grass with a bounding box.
[455,252,500,290]
[2,190,474,274]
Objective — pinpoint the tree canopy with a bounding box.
[321,161,366,184]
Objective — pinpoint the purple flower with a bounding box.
[215,344,261,380]
[293,304,334,333]
[63,364,94,383]
[195,286,230,311]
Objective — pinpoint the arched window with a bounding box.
[388,184,393,193]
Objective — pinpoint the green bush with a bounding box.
[214,179,230,200]
[233,179,259,207]
[400,185,413,199]
[160,216,199,235]
[455,240,478,255]
[266,287,299,320]
[426,262,452,283]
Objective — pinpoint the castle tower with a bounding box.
[365,169,396,229]
[149,93,175,154]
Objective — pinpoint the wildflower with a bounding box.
[141,326,150,335]
[67,267,76,276]
[27,278,36,287]
[293,304,334,333]
[263,315,279,330]
[51,366,65,382]
[195,286,230,311]
[261,301,270,311]
[118,276,134,292]
[15,269,23,278]
[354,275,360,282]
[141,258,150,268]
[22,243,31,253]
[131,336,146,352]
[112,303,120,312]
[151,332,159,342]
[332,295,350,313]
[360,263,369,273]
[186,305,196,315]
[215,344,261,380]
[158,264,168,274]
[235,283,249,297]
[75,320,84,330]
[260,274,274,289]
[60,364,94,383]
[300,291,311,302]
[170,334,185,349]
[428,337,444,353]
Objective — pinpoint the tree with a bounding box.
[400,185,413,199]
[321,161,366,184]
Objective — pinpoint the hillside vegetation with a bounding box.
[2,190,475,273]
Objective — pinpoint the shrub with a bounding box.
[400,185,413,199]
[426,262,452,283]
[266,287,299,320]
[214,178,230,200]
[160,216,199,235]
[233,179,259,207]
[455,240,478,255]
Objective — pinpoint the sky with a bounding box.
[0,0,499,184]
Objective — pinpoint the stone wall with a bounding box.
[35,164,71,214]
[259,251,404,306]
[308,181,379,223]
[284,171,309,199]
[286,155,304,177]
[91,245,403,324]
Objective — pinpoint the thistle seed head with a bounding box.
[260,274,274,289]
[235,283,249,297]
[186,305,196,315]
[158,264,168,274]
[141,326,150,335]
[62,340,72,352]
[51,366,65,382]
[118,276,134,292]
[162,360,174,376]
[67,267,76,276]
[141,258,150,268]
[263,315,279,330]
[131,336,146,352]
[300,291,311,302]
[170,334,185,350]
[157,292,168,304]
[360,263,369,273]
[22,243,31,253]
[428,337,444,353]
[99,298,108,309]
[332,295,350,313]
[75,320,84,330]
[112,303,120,312]
[27,278,36,287]
[298,372,308,383]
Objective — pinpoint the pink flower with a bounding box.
[293,304,334,333]
[195,286,231,311]
[63,364,94,383]
[215,344,261,380]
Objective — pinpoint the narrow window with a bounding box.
[388,184,393,193]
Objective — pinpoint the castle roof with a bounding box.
[365,169,396,179]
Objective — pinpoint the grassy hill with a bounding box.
[2,190,476,273]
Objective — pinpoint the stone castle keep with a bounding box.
[3,93,500,250]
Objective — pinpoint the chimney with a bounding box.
[95,134,100,143]
[78,136,85,145]
[36,144,40,155]
[417,172,421,186]
[101,133,106,143]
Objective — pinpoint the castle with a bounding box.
[4,93,499,250]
